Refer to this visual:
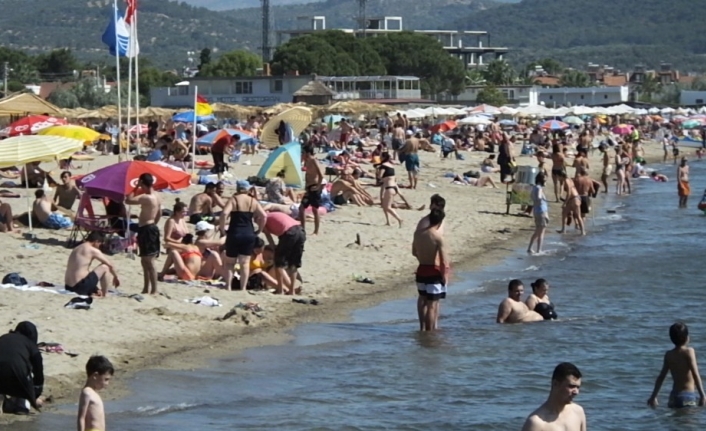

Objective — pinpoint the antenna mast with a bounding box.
[358,0,367,37]
[261,0,271,61]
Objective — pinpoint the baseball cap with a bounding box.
[406,130,413,136]
[195,221,215,232]
[236,179,251,191]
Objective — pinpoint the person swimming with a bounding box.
[525,278,557,321]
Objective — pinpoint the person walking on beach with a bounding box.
[527,173,549,255]
[677,157,690,209]
[125,173,162,295]
[400,131,420,190]
[522,362,586,431]
[648,322,706,409]
[574,167,597,233]
[599,144,611,194]
[376,152,406,228]
[299,146,324,235]
[550,143,566,202]
[412,208,449,331]
[77,355,114,431]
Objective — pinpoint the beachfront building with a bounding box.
[275,16,508,69]
[536,86,629,107]
[150,75,424,108]
[438,85,538,105]
[680,90,706,107]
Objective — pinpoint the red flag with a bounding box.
[196,95,213,116]
[125,0,137,24]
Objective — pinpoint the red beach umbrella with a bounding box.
[0,115,68,137]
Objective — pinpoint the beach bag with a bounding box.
[2,273,27,286]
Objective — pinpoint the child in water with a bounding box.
[647,322,706,408]
[77,355,114,431]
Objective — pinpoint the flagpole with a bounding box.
[134,11,141,156]
[192,85,198,175]
[113,0,122,161]
[126,53,133,161]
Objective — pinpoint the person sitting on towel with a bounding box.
[32,189,73,230]
[64,231,120,297]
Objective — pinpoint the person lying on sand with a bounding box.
[450,174,497,188]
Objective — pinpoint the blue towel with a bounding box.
[43,213,73,230]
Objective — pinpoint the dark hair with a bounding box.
[428,208,445,227]
[34,189,44,199]
[430,194,446,210]
[254,237,265,249]
[139,173,154,187]
[508,279,523,291]
[304,146,315,156]
[264,244,275,253]
[86,355,114,376]
[205,182,217,191]
[670,322,689,346]
[488,154,496,160]
[276,169,286,178]
[531,278,547,292]
[61,171,72,178]
[551,362,582,383]
[535,173,546,186]
[182,233,194,245]
[173,199,187,213]
[380,152,391,163]
[86,231,105,243]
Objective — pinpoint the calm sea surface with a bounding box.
[19,160,706,431]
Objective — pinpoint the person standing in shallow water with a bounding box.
[677,157,690,209]
[527,173,549,255]
[412,208,449,331]
[522,362,586,431]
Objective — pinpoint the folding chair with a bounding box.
[66,194,120,248]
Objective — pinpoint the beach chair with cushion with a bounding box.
[66,194,119,248]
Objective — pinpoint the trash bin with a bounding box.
[516,165,539,185]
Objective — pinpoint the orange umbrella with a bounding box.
[430,120,457,134]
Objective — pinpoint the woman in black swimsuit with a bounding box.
[375,152,404,227]
[219,181,267,291]
[525,278,557,320]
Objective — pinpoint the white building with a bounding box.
[150,75,423,108]
[537,86,629,107]
[680,90,706,107]
[438,85,538,105]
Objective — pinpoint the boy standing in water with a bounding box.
[648,322,706,408]
[77,355,115,431]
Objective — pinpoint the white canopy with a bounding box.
[458,115,492,125]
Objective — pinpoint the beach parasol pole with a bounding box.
[112,0,122,162]
[133,9,141,156]
[192,85,198,175]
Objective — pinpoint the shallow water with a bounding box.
[21,161,706,430]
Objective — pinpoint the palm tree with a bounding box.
[465,68,485,86]
[558,70,590,88]
[482,59,516,86]
[638,74,662,102]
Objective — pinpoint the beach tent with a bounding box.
[260,107,312,148]
[257,142,304,188]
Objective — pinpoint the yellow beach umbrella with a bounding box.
[0,135,83,168]
[37,125,101,145]
[260,106,313,148]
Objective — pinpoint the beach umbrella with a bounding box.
[196,128,257,147]
[0,115,67,137]
[128,124,149,135]
[260,107,313,149]
[682,119,705,129]
[499,106,518,116]
[78,161,192,202]
[563,116,584,125]
[539,120,570,130]
[429,120,458,133]
[458,116,491,126]
[468,104,501,115]
[499,119,518,126]
[172,110,215,123]
[37,125,101,144]
[611,124,634,135]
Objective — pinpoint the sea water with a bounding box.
[19,161,706,431]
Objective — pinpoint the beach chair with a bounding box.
[66,194,119,248]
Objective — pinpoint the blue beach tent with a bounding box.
[257,142,304,188]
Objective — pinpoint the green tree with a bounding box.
[558,70,591,87]
[48,79,120,109]
[199,50,262,77]
[9,62,40,84]
[47,88,80,108]
[465,68,485,86]
[638,74,662,101]
[138,67,180,97]
[689,77,706,91]
[475,84,507,106]
[199,48,212,70]
[35,48,80,80]
[525,58,563,76]
[482,59,516,86]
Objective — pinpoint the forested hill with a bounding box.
[453,0,706,71]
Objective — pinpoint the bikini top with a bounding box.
[379,164,395,178]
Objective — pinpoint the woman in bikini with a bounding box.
[525,278,557,321]
[375,152,407,228]
[550,143,566,202]
[158,200,190,279]
[557,174,585,236]
[161,234,203,281]
[247,238,278,290]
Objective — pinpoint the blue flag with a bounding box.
[101,8,130,57]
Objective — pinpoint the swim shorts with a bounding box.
[333,195,347,206]
[404,153,420,173]
[416,283,447,300]
[415,265,447,300]
[275,225,306,268]
[580,196,591,215]
[300,185,322,209]
[65,271,99,296]
[43,213,73,230]
[137,224,161,257]
[668,390,699,408]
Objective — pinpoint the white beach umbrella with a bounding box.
[467,104,501,115]
[660,107,675,114]
[499,106,518,116]
[403,109,426,119]
[699,107,706,114]
[458,115,492,125]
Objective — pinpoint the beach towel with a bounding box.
[42,213,73,230]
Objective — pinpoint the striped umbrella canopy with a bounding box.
[0,135,83,168]
[196,128,257,147]
[539,120,570,130]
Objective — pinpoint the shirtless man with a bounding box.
[299,146,324,235]
[677,157,690,209]
[412,208,449,331]
[33,189,73,229]
[522,362,587,431]
[400,131,420,189]
[64,231,119,297]
[572,149,590,178]
[391,124,406,161]
[496,279,543,323]
[550,144,566,202]
[339,118,352,147]
[188,182,224,224]
[573,167,597,227]
[54,171,81,212]
[557,175,585,236]
[125,173,162,294]
[598,145,611,194]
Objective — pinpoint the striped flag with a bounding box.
[196,95,213,116]
[124,0,139,58]
[125,0,137,24]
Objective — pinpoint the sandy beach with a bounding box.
[0,139,668,421]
